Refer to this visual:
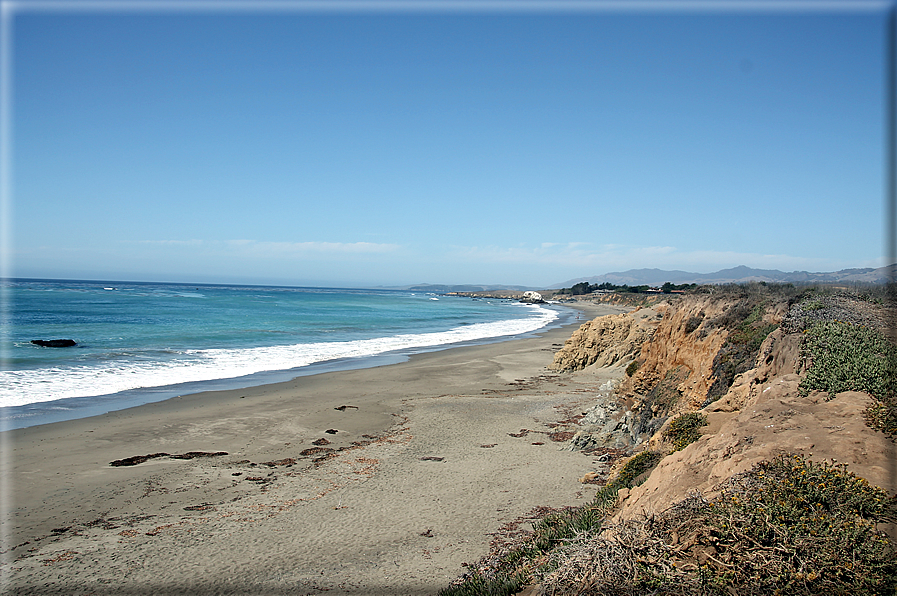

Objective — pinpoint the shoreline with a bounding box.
[2,302,580,432]
[2,301,626,595]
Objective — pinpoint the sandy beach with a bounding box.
[2,302,627,595]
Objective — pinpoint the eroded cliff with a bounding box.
[549,309,659,371]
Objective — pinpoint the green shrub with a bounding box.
[703,454,897,593]
[625,360,639,377]
[803,299,825,311]
[799,321,896,399]
[706,300,778,403]
[684,314,704,334]
[663,412,707,451]
[610,450,662,489]
[798,320,897,437]
[444,450,897,595]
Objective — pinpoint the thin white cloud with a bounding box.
[245,241,401,254]
[446,242,869,274]
[135,239,401,254]
[138,239,204,246]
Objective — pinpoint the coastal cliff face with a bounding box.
[615,294,896,522]
[549,310,658,371]
[618,330,893,520]
[621,296,731,412]
[548,288,895,521]
[554,292,787,433]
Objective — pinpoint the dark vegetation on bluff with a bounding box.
[556,281,698,295]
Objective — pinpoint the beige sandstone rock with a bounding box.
[549,309,657,372]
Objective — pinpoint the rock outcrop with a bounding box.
[519,291,544,304]
[620,295,733,413]
[549,309,659,371]
[31,339,77,348]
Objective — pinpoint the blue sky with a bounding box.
[5,1,893,288]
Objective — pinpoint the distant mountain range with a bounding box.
[550,264,896,289]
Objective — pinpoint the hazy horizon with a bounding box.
[7,261,894,292]
[6,1,891,288]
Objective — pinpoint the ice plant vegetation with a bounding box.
[798,320,897,436]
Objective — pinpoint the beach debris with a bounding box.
[300,447,333,457]
[41,550,79,565]
[325,428,339,434]
[109,453,169,466]
[261,458,296,467]
[84,518,119,530]
[109,451,228,466]
[145,524,174,536]
[531,442,545,446]
[245,476,273,484]
[420,456,444,462]
[169,451,229,460]
[420,528,435,537]
[312,438,331,446]
[508,429,530,438]
[480,444,497,448]
[31,339,77,348]
[334,405,358,411]
[183,503,216,511]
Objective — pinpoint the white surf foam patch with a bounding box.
[0,304,557,408]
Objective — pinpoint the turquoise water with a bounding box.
[2,279,568,429]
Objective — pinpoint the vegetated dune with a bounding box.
[444,285,897,595]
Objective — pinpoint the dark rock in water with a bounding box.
[31,339,77,348]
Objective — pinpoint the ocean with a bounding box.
[1,279,570,429]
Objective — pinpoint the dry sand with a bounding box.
[2,303,627,595]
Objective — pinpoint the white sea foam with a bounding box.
[0,304,557,408]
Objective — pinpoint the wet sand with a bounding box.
[2,302,626,595]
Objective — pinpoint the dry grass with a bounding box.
[537,454,897,595]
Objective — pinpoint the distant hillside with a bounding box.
[551,264,896,288]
